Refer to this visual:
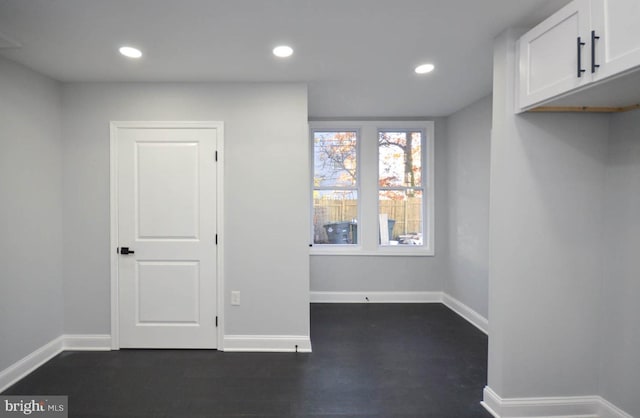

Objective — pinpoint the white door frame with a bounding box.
[109,121,225,350]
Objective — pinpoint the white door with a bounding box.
[518,0,591,110]
[115,123,220,348]
[591,0,640,81]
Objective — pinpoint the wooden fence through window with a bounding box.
[313,198,422,243]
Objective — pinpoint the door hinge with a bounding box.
[215,316,218,327]
[215,151,218,161]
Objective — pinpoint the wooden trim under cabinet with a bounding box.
[530,103,640,113]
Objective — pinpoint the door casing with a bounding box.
[109,121,225,350]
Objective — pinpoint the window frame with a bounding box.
[310,121,434,256]
[376,123,434,255]
[310,127,362,249]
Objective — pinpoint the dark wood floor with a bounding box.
[3,304,491,417]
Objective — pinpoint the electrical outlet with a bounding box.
[231,291,240,306]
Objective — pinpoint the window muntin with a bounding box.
[312,131,359,245]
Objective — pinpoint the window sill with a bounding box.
[310,246,434,257]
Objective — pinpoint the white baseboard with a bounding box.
[597,397,634,418]
[482,386,633,418]
[442,293,488,334]
[0,334,112,393]
[0,336,64,393]
[222,335,312,353]
[62,334,112,351]
[310,291,442,303]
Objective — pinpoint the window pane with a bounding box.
[313,190,358,244]
[378,131,422,188]
[378,190,423,245]
[314,131,357,187]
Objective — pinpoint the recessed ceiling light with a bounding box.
[415,63,435,74]
[119,46,142,59]
[273,45,293,58]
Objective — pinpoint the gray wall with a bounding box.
[0,57,64,370]
[61,83,310,338]
[488,30,607,397]
[310,119,448,293]
[599,110,640,417]
[310,256,442,292]
[445,95,491,318]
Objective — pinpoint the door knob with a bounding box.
[119,247,135,255]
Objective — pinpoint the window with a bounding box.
[312,131,359,245]
[310,121,434,255]
[378,131,424,246]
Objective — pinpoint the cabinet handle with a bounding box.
[577,37,586,78]
[591,30,600,73]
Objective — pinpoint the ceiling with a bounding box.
[0,0,569,117]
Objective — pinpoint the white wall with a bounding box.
[445,95,491,318]
[599,110,640,417]
[0,57,64,370]
[310,119,448,294]
[488,30,608,398]
[61,83,310,340]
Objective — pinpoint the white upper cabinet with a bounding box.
[518,0,640,111]
[518,0,591,110]
[591,0,640,81]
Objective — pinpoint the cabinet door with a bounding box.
[591,0,640,81]
[518,0,591,110]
